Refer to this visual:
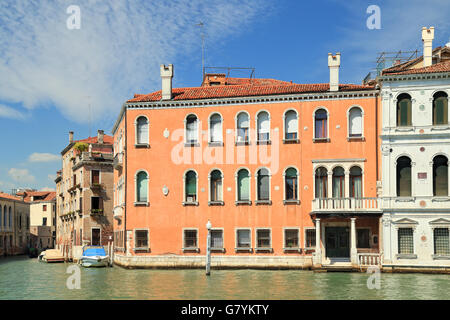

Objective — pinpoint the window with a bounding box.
[92,228,101,246]
[257,168,270,201]
[257,111,270,141]
[184,230,198,248]
[237,169,250,201]
[256,229,271,248]
[357,229,370,248]
[0,207,2,230]
[43,218,47,226]
[43,205,47,212]
[91,170,100,184]
[349,107,362,137]
[284,229,299,248]
[8,207,11,228]
[398,228,414,254]
[433,155,448,196]
[209,113,222,143]
[396,93,412,127]
[284,110,298,140]
[136,171,148,203]
[315,167,328,198]
[332,167,345,198]
[314,109,327,139]
[236,229,251,248]
[236,112,249,143]
[91,197,103,210]
[433,91,448,125]
[135,230,149,248]
[185,171,197,202]
[186,115,198,143]
[210,230,223,249]
[3,205,6,227]
[434,228,450,255]
[136,116,149,145]
[305,229,316,248]
[285,168,298,200]
[397,157,412,197]
[210,170,223,202]
[349,166,362,198]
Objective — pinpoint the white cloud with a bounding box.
[0,104,27,120]
[28,153,60,163]
[0,0,269,126]
[8,168,36,184]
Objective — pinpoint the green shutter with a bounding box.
[238,170,250,201]
[186,172,197,195]
[399,100,409,126]
[434,98,448,125]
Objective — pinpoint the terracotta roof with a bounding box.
[74,135,113,145]
[222,77,294,86]
[383,60,450,76]
[128,83,374,103]
[0,192,22,202]
[22,191,56,203]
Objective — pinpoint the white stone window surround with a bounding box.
[235,227,252,252]
[234,167,251,204]
[282,166,300,204]
[255,227,272,252]
[90,168,102,185]
[430,152,450,198]
[282,108,300,142]
[392,218,418,259]
[184,113,200,145]
[207,111,224,145]
[133,228,150,252]
[393,154,415,200]
[393,92,414,128]
[311,159,366,199]
[90,227,101,246]
[282,227,301,252]
[210,227,225,252]
[429,218,450,259]
[346,105,365,140]
[182,169,199,206]
[134,114,150,147]
[255,166,272,204]
[312,106,330,142]
[430,89,450,127]
[208,168,224,205]
[255,109,271,143]
[182,228,199,252]
[235,110,251,144]
[304,227,316,250]
[134,169,149,206]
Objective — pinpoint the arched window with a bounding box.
[136,171,148,203]
[257,111,270,141]
[332,167,345,198]
[257,168,270,201]
[185,170,197,202]
[236,112,249,143]
[237,169,250,201]
[284,110,298,140]
[0,206,2,230]
[186,115,198,143]
[136,116,149,145]
[315,167,328,198]
[8,207,11,228]
[433,155,448,196]
[433,92,448,125]
[349,107,362,137]
[209,113,222,143]
[349,166,362,198]
[397,93,412,127]
[3,205,6,228]
[285,167,298,200]
[315,109,328,139]
[210,170,223,202]
[397,156,412,197]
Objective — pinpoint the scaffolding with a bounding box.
[203,66,255,80]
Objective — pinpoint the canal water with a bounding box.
[0,256,449,300]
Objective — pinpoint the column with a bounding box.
[314,218,322,265]
[327,172,333,198]
[350,217,357,265]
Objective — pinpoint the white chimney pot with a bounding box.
[422,27,434,67]
[328,53,341,92]
[160,64,174,100]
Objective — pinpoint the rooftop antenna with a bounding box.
[195,22,206,80]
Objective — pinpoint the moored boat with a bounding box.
[38,249,65,263]
[79,246,109,268]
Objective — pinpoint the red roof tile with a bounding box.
[22,191,56,203]
[0,192,22,202]
[383,60,450,76]
[75,135,113,145]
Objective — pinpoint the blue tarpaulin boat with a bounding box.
[79,246,109,267]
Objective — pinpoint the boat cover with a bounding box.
[82,246,107,257]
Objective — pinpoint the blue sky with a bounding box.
[0,0,449,192]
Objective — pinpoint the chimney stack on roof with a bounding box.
[328,52,340,92]
[160,64,174,100]
[97,129,104,144]
[422,26,434,67]
[69,131,74,144]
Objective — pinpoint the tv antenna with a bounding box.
[195,22,206,79]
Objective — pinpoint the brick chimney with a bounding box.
[97,129,104,144]
[328,53,341,92]
[69,131,74,144]
[422,27,434,67]
[160,64,174,100]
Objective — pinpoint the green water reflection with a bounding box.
[0,256,449,300]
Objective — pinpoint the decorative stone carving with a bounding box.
[163,128,170,138]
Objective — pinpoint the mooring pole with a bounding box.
[206,220,211,276]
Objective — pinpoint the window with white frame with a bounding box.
[284,110,298,140]
[135,230,148,249]
[136,171,148,203]
[348,107,362,137]
[315,167,328,198]
[185,170,197,202]
[433,155,448,196]
[257,168,270,201]
[211,230,224,249]
[305,229,316,248]
[398,228,414,254]
[184,230,198,248]
[186,115,198,144]
[396,156,412,197]
[314,109,328,139]
[284,229,299,248]
[236,229,251,248]
[236,112,249,143]
[433,91,448,125]
[210,170,223,202]
[257,111,270,141]
[285,167,298,200]
[136,116,149,145]
[237,169,250,201]
[209,113,222,143]
[256,229,271,248]
[433,228,450,255]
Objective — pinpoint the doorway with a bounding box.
[325,227,350,258]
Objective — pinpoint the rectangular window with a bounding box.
[285,177,297,200]
[434,228,450,255]
[256,229,271,248]
[237,128,249,142]
[285,132,297,140]
[92,228,101,246]
[357,229,370,248]
[210,230,223,249]
[135,230,149,248]
[184,230,198,248]
[91,170,100,184]
[43,217,47,226]
[398,228,414,254]
[43,205,47,212]
[284,229,299,248]
[305,229,316,248]
[91,197,103,211]
[237,229,251,248]
[258,176,270,201]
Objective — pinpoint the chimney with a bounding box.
[328,52,341,92]
[160,64,174,100]
[69,131,74,144]
[422,27,434,67]
[97,129,104,144]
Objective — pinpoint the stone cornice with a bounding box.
[380,71,450,83]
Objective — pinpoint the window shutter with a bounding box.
[186,172,197,195]
[285,111,297,134]
[237,113,249,128]
[349,108,362,135]
[258,170,270,200]
[137,117,148,144]
[137,172,148,202]
[210,115,222,142]
[258,113,270,135]
[238,170,250,201]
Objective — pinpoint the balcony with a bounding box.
[113,206,123,220]
[68,183,80,193]
[311,197,381,214]
[90,183,104,193]
[113,152,124,170]
[90,209,104,216]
